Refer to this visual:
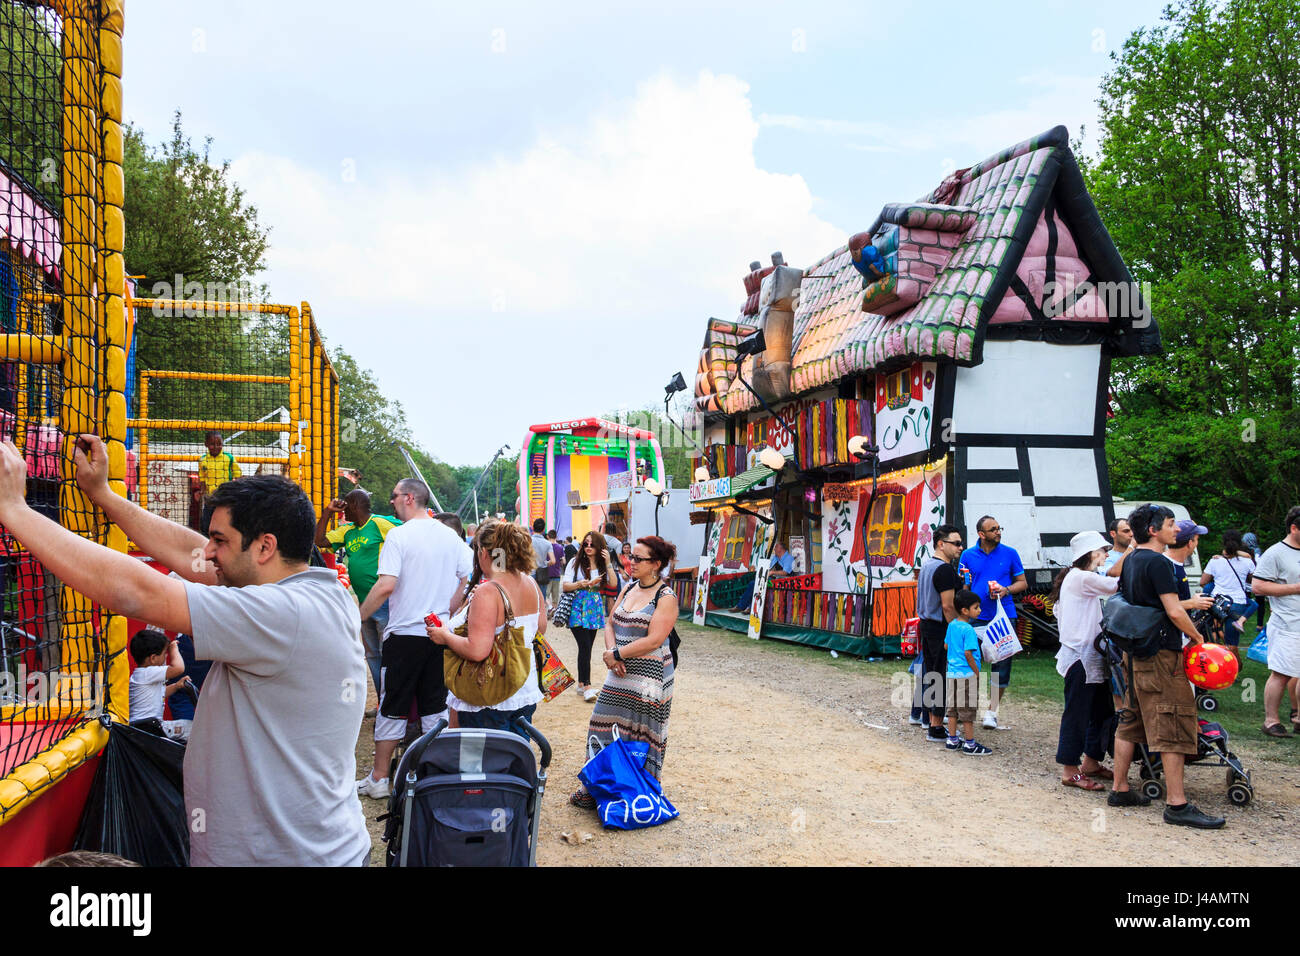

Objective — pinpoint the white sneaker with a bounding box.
[982,712,999,730]
[357,775,391,799]
[583,687,599,703]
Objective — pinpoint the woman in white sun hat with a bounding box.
[1050,529,1132,792]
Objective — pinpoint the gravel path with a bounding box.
[356,623,1300,865]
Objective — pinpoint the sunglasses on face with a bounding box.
[629,555,653,563]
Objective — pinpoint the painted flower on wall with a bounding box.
[923,368,934,390]
[917,523,932,546]
[926,471,944,500]
[855,571,865,589]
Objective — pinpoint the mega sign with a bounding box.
[689,476,731,502]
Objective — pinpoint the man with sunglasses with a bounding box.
[960,515,1027,730]
[913,525,965,741]
[355,478,472,799]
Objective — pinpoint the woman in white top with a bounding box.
[1052,530,1128,791]
[1198,528,1257,656]
[429,519,544,738]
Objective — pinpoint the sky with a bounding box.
[122,0,1171,465]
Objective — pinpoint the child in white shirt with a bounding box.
[128,628,192,741]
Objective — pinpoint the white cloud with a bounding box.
[757,72,1104,162]
[228,71,847,463]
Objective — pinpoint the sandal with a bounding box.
[569,790,596,809]
[1262,723,1292,738]
[1062,772,1105,791]
[1083,766,1114,781]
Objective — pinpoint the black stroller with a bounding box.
[381,717,552,867]
[1096,634,1254,807]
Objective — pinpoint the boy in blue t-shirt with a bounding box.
[945,590,992,755]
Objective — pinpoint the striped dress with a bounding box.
[588,584,675,781]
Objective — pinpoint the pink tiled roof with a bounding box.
[699,125,1158,416]
[0,166,61,279]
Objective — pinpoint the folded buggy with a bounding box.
[381,717,551,867]
[1096,635,1254,806]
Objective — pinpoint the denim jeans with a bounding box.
[361,601,389,691]
[455,703,538,741]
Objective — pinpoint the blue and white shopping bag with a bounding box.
[1247,626,1269,665]
[578,729,679,830]
[978,601,1022,664]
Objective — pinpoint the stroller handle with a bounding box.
[512,716,552,770]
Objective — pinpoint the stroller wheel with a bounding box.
[1227,782,1253,807]
[1141,778,1166,801]
[1197,694,1218,712]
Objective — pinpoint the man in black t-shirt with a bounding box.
[912,525,963,741]
[1109,504,1224,829]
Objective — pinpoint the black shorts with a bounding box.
[380,633,447,718]
[918,618,948,709]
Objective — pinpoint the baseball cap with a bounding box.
[1175,519,1208,547]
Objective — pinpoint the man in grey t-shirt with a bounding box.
[0,437,369,866]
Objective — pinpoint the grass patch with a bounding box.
[679,617,1300,766]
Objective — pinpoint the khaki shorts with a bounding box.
[946,675,979,724]
[1115,649,1198,755]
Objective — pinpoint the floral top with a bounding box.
[565,558,612,630]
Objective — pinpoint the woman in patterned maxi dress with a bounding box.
[571,535,678,807]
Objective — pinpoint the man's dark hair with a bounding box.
[209,474,316,562]
[435,511,465,540]
[204,430,222,441]
[1285,506,1300,538]
[1127,503,1175,544]
[1106,517,1128,535]
[933,523,961,544]
[976,515,997,532]
[532,517,546,533]
[129,627,168,664]
[954,589,982,613]
[546,529,557,540]
[395,478,430,508]
[344,488,371,511]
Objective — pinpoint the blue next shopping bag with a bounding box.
[1247,626,1269,665]
[578,730,679,831]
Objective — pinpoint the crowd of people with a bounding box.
[0,431,684,865]
[8,420,1300,860]
[908,503,1300,830]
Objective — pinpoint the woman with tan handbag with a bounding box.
[428,520,545,738]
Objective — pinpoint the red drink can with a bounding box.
[425,612,442,628]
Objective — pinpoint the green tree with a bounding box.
[125,114,277,441]
[1085,0,1300,547]
[0,5,61,204]
[124,112,268,294]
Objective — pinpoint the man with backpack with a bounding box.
[1108,504,1225,829]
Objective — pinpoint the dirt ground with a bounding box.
[355,624,1300,866]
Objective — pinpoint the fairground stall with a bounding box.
[673,126,1160,655]
[516,418,702,559]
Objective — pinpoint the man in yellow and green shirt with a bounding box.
[316,488,401,691]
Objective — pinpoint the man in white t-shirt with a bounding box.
[356,478,472,798]
[1251,507,1300,736]
[0,435,370,866]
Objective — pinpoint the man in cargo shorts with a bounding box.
[1109,503,1224,828]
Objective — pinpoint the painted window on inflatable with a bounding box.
[866,493,906,560]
